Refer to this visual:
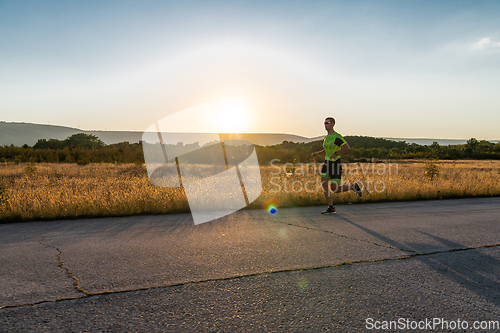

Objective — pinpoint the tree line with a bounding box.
[0,134,144,164]
[0,134,499,165]
[255,136,500,164]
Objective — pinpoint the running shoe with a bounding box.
[321,206,336,214]
[353,181,363,197]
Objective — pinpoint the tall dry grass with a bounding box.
[0,160,499,221]
[0,163,189,221]
[251,160,500,209]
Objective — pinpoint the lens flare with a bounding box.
[297,278,309,291]
[262,199,278,215]
[278,228,288,239]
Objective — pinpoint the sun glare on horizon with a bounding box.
[213,98,252,133]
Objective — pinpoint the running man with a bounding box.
[311,117,362,214]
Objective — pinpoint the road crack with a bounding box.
[2,242,499,310]
[253,216,421,254]
[38,237,90,296]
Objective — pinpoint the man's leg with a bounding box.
[321,177,333,206]
[330,182,352,194]
[331,181,363,196]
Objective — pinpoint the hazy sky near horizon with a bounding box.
[1,0,499,140]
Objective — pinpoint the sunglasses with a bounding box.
[324,121,332,125]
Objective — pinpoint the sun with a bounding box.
[213,98,251,133]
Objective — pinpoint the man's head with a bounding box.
[324,117,335,126]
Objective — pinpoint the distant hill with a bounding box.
[218,133,315,146]
[385,138,468,146]
[0,122,317,147]
[305,136,500,146]
[0,122,83,147]
[1,121,497,147]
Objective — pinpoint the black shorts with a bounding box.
[321,160,342,183]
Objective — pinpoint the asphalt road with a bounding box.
[1,198,500,332]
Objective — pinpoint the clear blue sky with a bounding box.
[1,0,499,139]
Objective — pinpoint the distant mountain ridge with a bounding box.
[0,122,497,147]
[384,138,466,146]
[0,122,317,147]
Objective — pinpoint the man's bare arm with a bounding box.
[329,143,350,159]
[311,149,325,156]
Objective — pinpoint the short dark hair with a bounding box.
[325,117,335,125]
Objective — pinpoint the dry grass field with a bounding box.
[0,160,499,222]
[258,160,500,209]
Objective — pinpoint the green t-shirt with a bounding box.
[323,132,347,162]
